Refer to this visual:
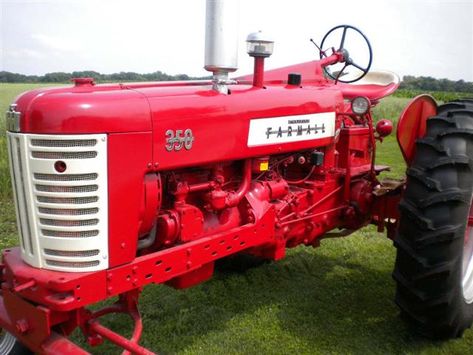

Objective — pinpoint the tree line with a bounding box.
[0,70,208,83]
[400,75,472,93]
[1,70,472,93]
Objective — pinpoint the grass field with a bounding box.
[1,83,473,354]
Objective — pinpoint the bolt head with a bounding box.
[15,319,29,334]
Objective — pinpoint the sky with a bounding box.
[1,0,472,81]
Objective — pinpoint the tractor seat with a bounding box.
[338,71,400,102]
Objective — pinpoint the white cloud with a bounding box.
[7,48,44,59]
[31,33,81,53]
[2,0,471,80]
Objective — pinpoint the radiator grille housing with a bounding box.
[6,133,108,272]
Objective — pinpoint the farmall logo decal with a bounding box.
[247,112,336,147]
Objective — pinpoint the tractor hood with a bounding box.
[11,77,344,170]
[13,83,152,134]
[12,77,345,138]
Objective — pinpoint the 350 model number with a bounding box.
[165,129,194,151]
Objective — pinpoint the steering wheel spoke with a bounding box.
[335,63,348,83]
[339,26,348,50]
[350,61,367,73]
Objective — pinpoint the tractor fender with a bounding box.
[396,94,437,166]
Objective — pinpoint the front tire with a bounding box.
[394,99,473,338]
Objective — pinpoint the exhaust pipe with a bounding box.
[204,0,239,94]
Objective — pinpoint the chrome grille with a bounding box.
[45,260,100,268]
[44,249,99,257]
[41,229,99,238]
[34,173,98,181]
[38,207,99,215]
[31,139,97,147]
[6,132,108,272]
[39,218,99,227]
[37,196,99,204]
[31,151,97,159]
[35,185,98,193]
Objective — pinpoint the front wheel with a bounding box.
[394,99,473,338]
[0,330,31,355]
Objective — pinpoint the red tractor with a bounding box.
[1,1,472,353]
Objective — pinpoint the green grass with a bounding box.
[394,89,472,102]
[373,97,409,179]
[373,96,410,124]
[1,84,472,354]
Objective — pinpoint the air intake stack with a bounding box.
[204,0,239,94]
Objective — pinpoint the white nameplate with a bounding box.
[247,112,336,147]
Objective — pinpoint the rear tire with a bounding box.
[0,330,31,355]
[394,99,473,339]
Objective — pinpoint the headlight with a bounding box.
[351,96,370,115]
[5,104,21,132]
[246,31,274,58]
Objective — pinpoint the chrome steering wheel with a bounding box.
[319,25,373,83]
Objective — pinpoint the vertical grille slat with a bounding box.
[15,137,35,255]
[6,133,108,272]
[7,137,27,252]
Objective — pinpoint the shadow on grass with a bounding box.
[78,241,464,355]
